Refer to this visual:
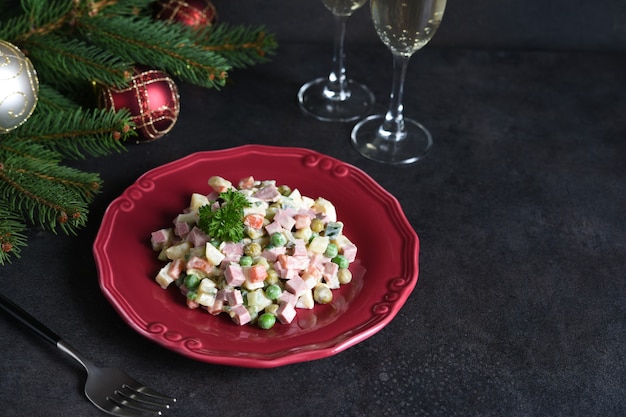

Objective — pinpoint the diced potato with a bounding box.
[293,226,313,242]
[242,277,265,291]
[208,176,232,193]
[312,197,337,222]
[296,289,314,309]
[243,198,268,216]
[155,264,175,289]
[196,292,216,307]
[190,193,209,211]
[175,212,196,224]
[287,188,303,208]
[332,234,353,249]
[301,195,315,209]
[205,242,225,266]
[198,278,216,292]
[308,235,329,254]
[165,241,191,260]
[246,289,273,312]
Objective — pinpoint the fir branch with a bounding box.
[195,24,278,69]
[77,15,231,88]
[0,153,91,235]
[0,201,28,265]
[36,83,81,113]
[3,0,74,42]
[13,108,133,159]
[23,33,134,90]
[0,139,101,202]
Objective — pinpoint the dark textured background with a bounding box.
[1,1,625,416]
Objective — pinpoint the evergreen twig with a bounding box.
[0,0,277,265]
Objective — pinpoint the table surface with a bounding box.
[1,13,626,417]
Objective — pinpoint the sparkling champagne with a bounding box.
[371,0,446,56]
[322,0,367,16]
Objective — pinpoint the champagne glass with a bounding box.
[298,0,375,122]
[351,0,446,164]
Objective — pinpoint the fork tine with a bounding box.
[123,383,177,403]
[108,394,164,416]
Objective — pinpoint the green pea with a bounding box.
[310,218,325,233]
[244,242,262,257]
[258,313,276,329]
[324,243,339,258]
[186,291,197,301]
[239,255,253,266]
[184,274,201,290]
[270,232,287,247]
[331,254,349,269]
[277,185,291,196]
[265,284,282,300]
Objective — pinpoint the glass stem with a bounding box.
[324,14,350,101]
[379,53,410,142]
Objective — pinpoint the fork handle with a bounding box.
[0,292,61,346]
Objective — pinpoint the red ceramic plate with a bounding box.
[94,145,419,368]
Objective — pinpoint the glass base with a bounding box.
[298,77,374,122]
[351,115,433,165]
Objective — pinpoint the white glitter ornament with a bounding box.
[0,40,39,133]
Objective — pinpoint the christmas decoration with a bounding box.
[155,0,218,29]
[0,40,39,133]
[0,0,277,265]
[100,69,180,142]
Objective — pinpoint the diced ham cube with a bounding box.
[226,289,243,306]
[208,290,227,314]
[341,243,358,262]
[220,242,244,263]
[273,260,299,279]
[224,263,246,286]
[292,239,308,257]
[308,253,325,269]
[276,302,296,324]
[323,262,340,289]
[285,276,308,297]
[264,220,283,236]
[252,183,281,202]
[262,246,286,262]
[174,220,191,237]
[230,305,251,325]
[274,209,296,231]
[294,214,311,230]
[278,290,298,306]
[186,226,210,247]
[151,228,172,250]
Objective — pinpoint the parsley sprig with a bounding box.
[198,189,251,243]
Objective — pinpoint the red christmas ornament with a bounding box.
[155,0,218,29]
[100,69,180,142]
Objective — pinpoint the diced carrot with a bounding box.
[244,213,264,229]
[167,258,186,278]
[238,176,255,189]
[248,264,268,283]
[277,254,289,269]
[186,256,212,273]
